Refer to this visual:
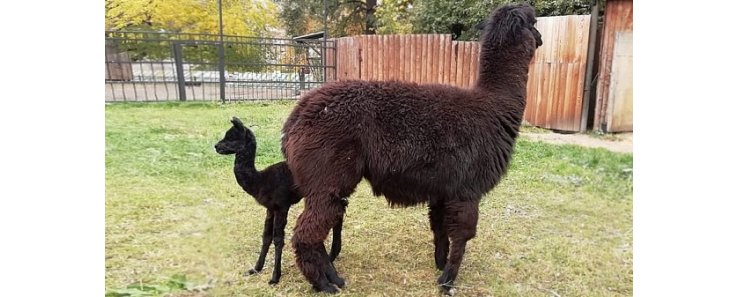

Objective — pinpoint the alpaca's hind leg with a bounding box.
[437,200,479,295]
[269,208,289,284]
[247,209,274,275]
[329,198,348,262]
[429,202,450,270]
[293,197,347,293]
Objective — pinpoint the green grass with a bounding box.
[106,102,633,297]
[519,124,551,134]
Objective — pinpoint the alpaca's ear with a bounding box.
[486,4,534,45]
[484,4,537,47]
[505,7,528,40]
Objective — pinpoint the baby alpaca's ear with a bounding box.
[231,117,245,129]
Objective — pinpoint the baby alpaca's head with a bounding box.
[214,117,256,155]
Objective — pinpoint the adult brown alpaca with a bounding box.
[281,3,542,294]
[214,117,346,285]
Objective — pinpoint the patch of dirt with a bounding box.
[521,132,632,154]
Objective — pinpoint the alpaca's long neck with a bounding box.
[234,151,261,196]
[475,45,533,97]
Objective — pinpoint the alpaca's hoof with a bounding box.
[245,268,261,276]
[331,275,345,288]
[268,278,280,285]
[312,284,340,293]
[325,264,345,288]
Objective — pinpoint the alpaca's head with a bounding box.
[479,3,542,51]
[214,117,256,155]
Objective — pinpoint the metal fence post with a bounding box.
[218,0,226,103]
[218,43,226,103]
[172,42,187,101]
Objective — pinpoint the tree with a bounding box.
[409,0,502,40]
[375,0,413,34]
[529,0,594,17]
[277,0,379,37]
[378,0,597,41]
[106,0,279,36]
[106,0,280,72]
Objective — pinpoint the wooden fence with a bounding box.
[329,15,592,132]
[333,34,482,87]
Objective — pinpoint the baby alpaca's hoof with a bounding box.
[441,287,457,296]
[245,268,261,276]
[268,278,280,285]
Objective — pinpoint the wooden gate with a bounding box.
[604,31,633,132]
[524,15,591,131]
[595,0,633,132]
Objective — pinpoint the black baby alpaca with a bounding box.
[215,117,345,284]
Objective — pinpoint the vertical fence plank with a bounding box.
[407,35,413,82]
[376,35,382,80]
[422,34,427,82]
[367,36,373,80]
[359,36,366,80]
[398,35,404,81]
[382,35,389,80]
[454,42,462,86]
[415,35,422,83]
[435,35,441,83]
[401,35,409,81]
[381,35,387,81]
[427,34,434,83]
[374,36,379,80]
[390,35,398,80]
[462,42,471,87]
[368,36,374,80]
[439,36,450,84]
[448,40,456,86]
[430,34,438,83]
[471,43,480,86]
[335,38,344,80]
[352,37,357,80]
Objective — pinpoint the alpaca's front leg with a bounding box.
[293,197,346,293]
[437,201,478,296]
[269,208,289,284]
[247,209,274,275]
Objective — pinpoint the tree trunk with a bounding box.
[365,0,377,34]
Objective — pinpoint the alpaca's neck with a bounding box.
[475,45,533,96]
[234,152,261,196]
